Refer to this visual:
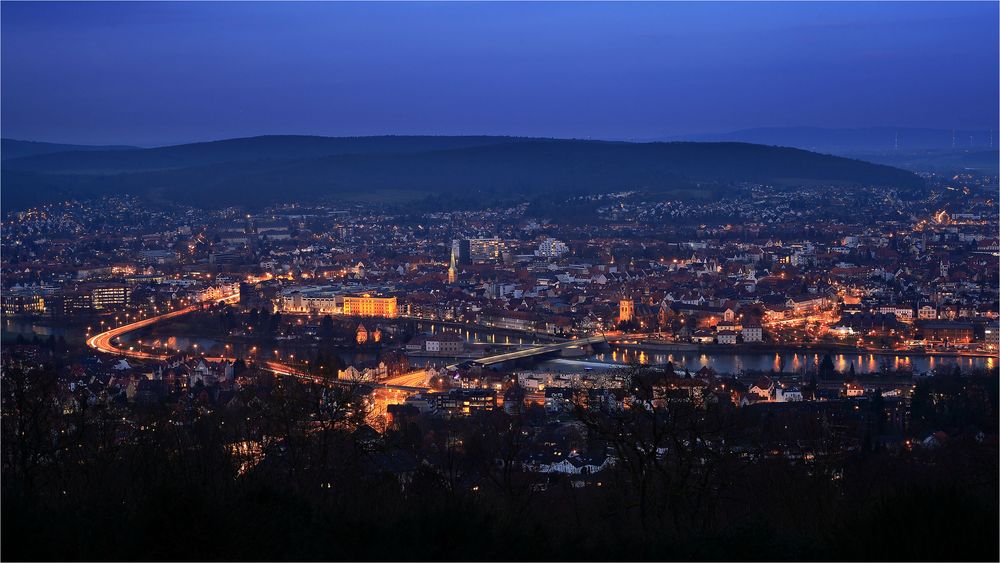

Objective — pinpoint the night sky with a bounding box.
[2,1,997,146]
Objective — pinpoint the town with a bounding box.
[4,166,997,433]
[4,169,998,560]
[4,1,999,560]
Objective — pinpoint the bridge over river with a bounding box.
[466,335,608,367]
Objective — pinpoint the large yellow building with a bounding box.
[343,295,398,318]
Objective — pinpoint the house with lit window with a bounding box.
[749,376,774,400]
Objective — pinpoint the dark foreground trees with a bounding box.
[2,361,998,561]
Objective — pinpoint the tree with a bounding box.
[328,353,346,375]
[572,365,743,541]
[259,308,271,328]
[319,315,334,340]
[910,380,933,434]
[819,354,835,380]
[870,389,886,437]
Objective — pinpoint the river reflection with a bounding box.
[2,319,80,343]
[416,322,541,346]
[107,318,996,376]
[590,348,991,375]
[416,323,994,374]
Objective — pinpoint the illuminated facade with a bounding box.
[619,299,634,323]
[448,245,458,284]
[90,285,130,310]
[278,290,339,314]
[1,293,45,317]
[343,295,398,318]
[468,238,505,263]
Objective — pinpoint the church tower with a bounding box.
[448,245,458,284]
[619,297,634,323]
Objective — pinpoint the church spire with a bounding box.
[448,245,458,284]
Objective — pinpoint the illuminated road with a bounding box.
[85,297,431,391]
[87,293,240,359]
[86,301,234,360]
[381,369,429,389]
[85,283,426,392]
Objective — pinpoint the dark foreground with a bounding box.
[3,361,997,561]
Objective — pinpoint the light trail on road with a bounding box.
[84,292,431,390]
[86,293,239,361]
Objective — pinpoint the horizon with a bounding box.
[6,124,1000,150]
[2,2,997,146]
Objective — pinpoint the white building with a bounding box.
[277,288,341,314]
[536,237,570,258]
[775,386,803,402]
[716,330,739,345]
[741,325,763,343]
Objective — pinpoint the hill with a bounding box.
[0,136,924,210]
[662,127,996,153]
[0,135,526,173]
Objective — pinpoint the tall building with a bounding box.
[90,284,131,310]
[468,238,505,263]
[451,238,472,266]
[343,295,398,318]
[536,237,569,258]
[619,298,634,323]
[448,245,458,284]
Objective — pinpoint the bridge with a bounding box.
[471,335,607,367]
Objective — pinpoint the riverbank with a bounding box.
[608,340,997,359]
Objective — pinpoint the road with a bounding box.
[381,369,429,388]
[87,303,205,360]
[86,292,239,362]
[85,293,430,390]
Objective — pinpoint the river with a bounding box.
[25,316,992,376]
[577,348,994,375]
[2,319,81,344]
[412,322,996,375]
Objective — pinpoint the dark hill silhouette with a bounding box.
[0,135,924,209]
[1,139,139,160]
[662,126,996,152]
[1,135,529,173]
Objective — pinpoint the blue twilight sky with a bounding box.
[1,1,997,146]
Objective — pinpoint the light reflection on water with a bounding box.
[415,323,993,375]
[417,322,537,346]
[589,348,991,375]
[116,319,994,376]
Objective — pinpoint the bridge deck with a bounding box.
[473,335,606,366]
